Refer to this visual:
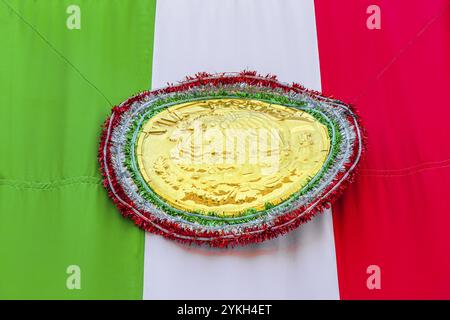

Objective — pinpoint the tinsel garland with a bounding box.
[120,90,342,226]
[98,71,365,247]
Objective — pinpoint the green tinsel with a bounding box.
[118,89,343,227]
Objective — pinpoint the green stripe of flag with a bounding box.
[0,0,156,299]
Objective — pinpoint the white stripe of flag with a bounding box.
[144,0,339,299]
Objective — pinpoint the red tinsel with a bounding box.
[98,71,366,248]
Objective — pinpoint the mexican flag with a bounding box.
[1,0,449,299]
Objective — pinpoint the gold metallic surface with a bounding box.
[136,99,330,216]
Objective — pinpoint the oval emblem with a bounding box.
[99,71,364,247]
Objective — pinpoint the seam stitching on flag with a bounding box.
[1,0,113,107]
[353,1,450,103]
[361,163,450,177]
[362,158,450,173]
[0,177,101,190]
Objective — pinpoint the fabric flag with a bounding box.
[0,0,449,299]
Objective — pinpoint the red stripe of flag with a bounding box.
[315,0,450,299]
